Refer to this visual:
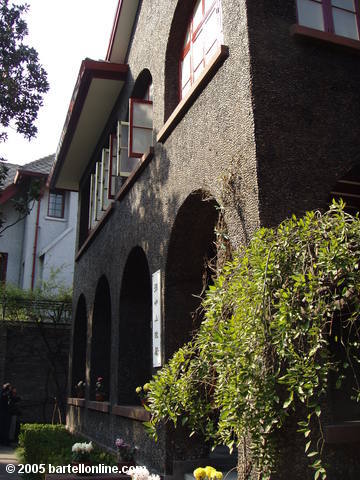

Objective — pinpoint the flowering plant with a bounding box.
[193,467,223,480]
[75,380,86,397]
[96,376,105,394]
[115,438,136,462]
[135,383,150,401]
[71,441,93,462]
[129,466,160,480]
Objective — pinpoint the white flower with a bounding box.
[149,475,161,480]
[130,466,150,480]
[72,443,80,453]
[85,442,93,453]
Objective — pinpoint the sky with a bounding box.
[1,0,120,166]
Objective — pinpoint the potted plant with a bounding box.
[75,380,86,398]
[72,441,93,474]
[193,467,223,480]
[135,382,150,407]
[115,438,136,471]
[95,376,106,401]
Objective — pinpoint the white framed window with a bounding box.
[100,148,110,211]
[117,120,140,176]
[128,82,153,159]
[180,0,223,99]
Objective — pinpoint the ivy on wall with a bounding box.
[145,201,360,480]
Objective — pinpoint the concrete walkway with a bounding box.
[0,446,21,480]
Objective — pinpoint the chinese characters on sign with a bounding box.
[152,270,162,367]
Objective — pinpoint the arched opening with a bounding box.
[90,276,111,400]
[118,247,152,405]
[165,190,220,359]
[71,295,87,397]
[328,164,360,423]
[329,163,360,215]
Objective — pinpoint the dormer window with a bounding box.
[180,0,223,100]
[296,0,360,40]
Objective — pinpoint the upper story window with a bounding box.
[180,0,223,99]
[48,190,65,218]
[129,82,153,158]
[297,0,360,40]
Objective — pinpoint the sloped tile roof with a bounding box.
[20,154,55,175]
[0,162,19,188]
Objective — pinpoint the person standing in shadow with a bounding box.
[8,386,21,443]
[0,383,11,445]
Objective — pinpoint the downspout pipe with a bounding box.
[31,196,42,290]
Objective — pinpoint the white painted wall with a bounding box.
[0,202,26,286]
[0,188,78,293]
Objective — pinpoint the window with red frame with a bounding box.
[129,83,153,158]
[297,0,360,40]
[180,0,223,100]
[48,190,65,218]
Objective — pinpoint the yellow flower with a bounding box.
[135,386,142,394]
[205,466,217,479]
[143,383,151,392]
[215,472,223,480]
[193,468,206,480]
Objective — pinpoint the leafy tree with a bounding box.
[145,201,360,480]
[0,0,49,229]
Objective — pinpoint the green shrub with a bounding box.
[17,424,116,480]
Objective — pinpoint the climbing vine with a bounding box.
[144,201,360,479]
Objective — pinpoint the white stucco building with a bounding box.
[0,155,77,292]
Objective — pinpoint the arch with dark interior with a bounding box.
[165,190,219,359]
[90,276,111,400]
[71,294,87,396]
[118,247,152,405]
[328,164,360,422]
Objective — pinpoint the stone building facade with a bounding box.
[50,0,360,478]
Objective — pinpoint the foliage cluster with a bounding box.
[145,202,360,479]
[0,0,48,147]
[0,275,72,323]
[17,424,116,480]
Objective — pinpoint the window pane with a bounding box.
[193,0,203,31]
[193,28,204,71]
[120,151,140,175]
[297,0,325,31]
[132,127,153,155]
[332,0,355,11]
[132,101,153,128]
[204,6,220,56]
[48,192,64,218]
[333,8,359,38]
[205,0,216,15]
[181,51,191,86]
[182,80,191,98]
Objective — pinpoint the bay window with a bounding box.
[180,0,223,100]
[297,0,360,40]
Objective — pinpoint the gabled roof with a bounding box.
[1,162,19,188]
[19,154,54,176]
[0,154,55,205]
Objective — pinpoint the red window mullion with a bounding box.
[323,0,335,33]
[355,0,360,38]
[108,134,115,199]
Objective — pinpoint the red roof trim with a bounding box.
[0,184,18,204]
[50,60,128,188]
[106,0,124,61]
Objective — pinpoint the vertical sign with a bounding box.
[152,270,162,367]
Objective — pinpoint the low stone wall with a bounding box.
[0,321,71,424]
